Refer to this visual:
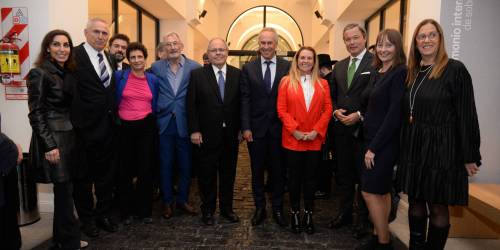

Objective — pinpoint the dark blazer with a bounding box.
[27,61,77,183]
[109,55,129,71]
[240,57,290,138]
[362,65,406,154]
[330,51,374,136]
[71,43,117,144]
[187,64,241,149]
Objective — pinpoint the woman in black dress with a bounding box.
[397,19,481,250]
[356,29,406,250]
[27,30,87,249]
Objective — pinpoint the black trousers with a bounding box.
[333,132,366,217]
[286,149,320,211]
[53,182,80,249]
[197,131,239,215]
[117,115,155,218]
[247,134,285,210]
[73,129,116,223]
[0,169,21,250]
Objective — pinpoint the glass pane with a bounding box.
[88,0,114,34]
[226,6,264,50]
[384,0,401,31]
[265,6,302,51]
[368,15,380,47]
[142,14,156,67]
[118,0,137,42]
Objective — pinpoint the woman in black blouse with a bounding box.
[356,29,406,250]
[27,30,87,250]
[397,19,481,250]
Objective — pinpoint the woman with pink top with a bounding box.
[115,42,159,224]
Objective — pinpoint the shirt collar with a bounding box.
[350,48,367,62]
[83,42,103,57]
[212,63,227,75]
[261,55,277,65]
[166,55,185,67]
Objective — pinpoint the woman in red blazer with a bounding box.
[277,46,333,234]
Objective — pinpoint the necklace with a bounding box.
[408,64,433,123]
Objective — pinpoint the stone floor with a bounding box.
[31,144,407,250]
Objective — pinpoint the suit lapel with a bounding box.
[205,65,223,103]
[159,60,175,95]
[225,66,235,103]
[337,58,349,93]
[272,58,287,94]
[178,58,192,95]
[77,44,102,85]
[349,52,372,91]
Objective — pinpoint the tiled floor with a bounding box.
[19,144,498,249]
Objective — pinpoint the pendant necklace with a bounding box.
[408,64,433,123]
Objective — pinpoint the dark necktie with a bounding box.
[218,70,225,101]
[263,60,272,92]
[97,52,110,88]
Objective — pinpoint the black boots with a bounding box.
[408,215,427,250]
[303,210,314,234]
[290,210,301,234]
[425,224,450,250]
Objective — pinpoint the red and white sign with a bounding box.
[1,7,29,100]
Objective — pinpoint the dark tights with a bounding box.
[409,198,449,227]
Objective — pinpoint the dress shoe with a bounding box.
[80,240,89,249]
[142,217,153,224]
[162,205,173,219]
[176,203,198,215]
[272,210,288,227]
[220,211,240,223]
[81,221,99,238]
[290,210,301,234]
[201,213,215,226]
[329,213,351,229]
[251,208,267,226]
[96,217,118,233]
[303,210,315,234]
[314,190,330,199]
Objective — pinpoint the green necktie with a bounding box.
[347,57,358,88]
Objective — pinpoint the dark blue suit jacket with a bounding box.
[240,57,290,138]
[151,56,201,136]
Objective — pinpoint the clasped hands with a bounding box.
[334,108,360,126]
[292,130,318,141]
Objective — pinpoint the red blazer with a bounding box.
[277,76,333,151]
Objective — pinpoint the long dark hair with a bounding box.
[372,29,406,70]
[34,29,76,71]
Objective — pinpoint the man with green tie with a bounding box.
[328,23,374,239]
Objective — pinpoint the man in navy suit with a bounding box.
[151,32,201,219]
[240,28,290,227]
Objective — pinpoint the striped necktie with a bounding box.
[97,52,110,88]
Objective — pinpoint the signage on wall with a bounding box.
[1,7,29,100]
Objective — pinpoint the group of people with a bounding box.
[0,16,481,250]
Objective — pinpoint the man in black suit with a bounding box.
[329,23,373,238]
[187,38,241,226]
[240,28,290,227]
[72,18,118,237]
[108,33,130,71]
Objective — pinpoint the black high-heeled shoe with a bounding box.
[290,210,301,234]
[303,210,315,234]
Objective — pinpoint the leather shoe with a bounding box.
[251,208,267,226]
[273,210,288,227]
[177,203,198,216]
[81,221,99,238]
[220,211,240,223]
[329,213,351,229]
[162,205,173,219]
[96,217,118,233]
[201,213,215,226]
[290,210,301,234]
[303,210,315,234]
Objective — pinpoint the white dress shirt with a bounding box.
[349,48,367,71]
[261,55,277,87]
[83,42,112,80]
[212,64,227,83]
[300,75,315,111]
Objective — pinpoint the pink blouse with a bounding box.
[118,73,152,121]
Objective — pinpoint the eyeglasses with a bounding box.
[208,48,227,53]
[416,32,439,42]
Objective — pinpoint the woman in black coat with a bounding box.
[27,30,87,250]
[356,29,407,250]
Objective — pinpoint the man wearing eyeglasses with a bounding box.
[187,38,242,226]
[150,32,201,220]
